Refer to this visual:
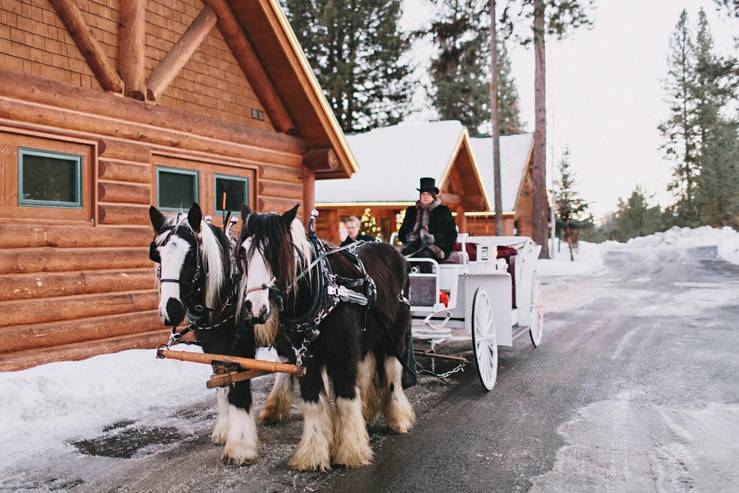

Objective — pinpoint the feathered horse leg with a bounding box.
[289,364,333,471]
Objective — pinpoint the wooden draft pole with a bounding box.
[202,0,296,134]
[48,0,124,93]
[490,0,504,236]
[119,0,146,99]
[157,349,305,376]
[146,6,218,100]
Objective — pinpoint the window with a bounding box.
[18,148,82,208]
[215,174,249,213]
[157,167,198,211]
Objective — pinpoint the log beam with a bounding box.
[147,6,218,100]
[203,0,296,134]
[119,0,147,99]
[303,148,339,172]
[48,0,124,93]
[0,70,308,157]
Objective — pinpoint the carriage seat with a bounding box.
[448,241,477,262]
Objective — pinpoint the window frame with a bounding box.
[214,173,249,214]
[156,166,199,212]
[17,147,83,209]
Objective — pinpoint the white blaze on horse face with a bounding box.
[157,236,191,322]
[242,238,272,322]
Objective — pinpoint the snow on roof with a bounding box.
[470,133,533,212]
[315,121,466,204]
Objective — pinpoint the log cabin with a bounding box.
[314,121,490,243]
[0,0,357,370]
[467,132,544,237]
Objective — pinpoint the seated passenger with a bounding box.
[340,215,376,247]
[398,177,458,262]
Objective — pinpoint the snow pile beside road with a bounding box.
[538,241,606,277]
[0,347,212,471]
[623,225,736,251]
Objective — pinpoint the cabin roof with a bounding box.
[315,121,488,207]
[469,133,534,212]
[230,0,357,178]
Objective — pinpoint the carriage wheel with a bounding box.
[471,288,498,391]
[529,271,544,347]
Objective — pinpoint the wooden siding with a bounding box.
[0,0,272,131]
[0,77,306,371]
[145,0,272,130]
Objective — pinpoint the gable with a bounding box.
[145,0,273,131]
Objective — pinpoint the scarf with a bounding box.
[412,198,441,236]
[409,198,444,259]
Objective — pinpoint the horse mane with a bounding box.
[238,212,311,291]
[155,213,229,310]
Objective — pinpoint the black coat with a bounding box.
[340,234,376,247]
[398,204,458,257]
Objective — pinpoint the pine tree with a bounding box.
[554,148,592,260]
[611,187,665,242]
[659,10,700,226]
[424,1,522,136]
[697,118,739,226]
[691,9,739,227]
[281,0,415,133]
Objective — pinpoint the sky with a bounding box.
[401,0,737,218]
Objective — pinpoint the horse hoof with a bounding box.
[288,454,331,472]
[221,447,258,466]
[259,406,289,425]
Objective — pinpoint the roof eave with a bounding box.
[258,0,359,179]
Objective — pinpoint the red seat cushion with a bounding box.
[452,241,477,261]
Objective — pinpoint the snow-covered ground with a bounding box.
[538,226,739,277]
[0,346,277,481]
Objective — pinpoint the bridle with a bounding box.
[237,212,376,367]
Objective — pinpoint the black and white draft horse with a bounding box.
[148,203,261,465]
[236,204,415,471]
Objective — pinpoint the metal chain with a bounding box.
[417,362,465,382]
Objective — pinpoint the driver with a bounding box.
[398,177,457,262]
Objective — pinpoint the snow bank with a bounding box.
[623,225,737,250]
[537,241,606,277]
[538,226,739,277]
[0,347,210,470]
[0,346,276,473]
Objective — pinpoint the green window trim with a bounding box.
[156,166,199,212]
[18,147,83,209]
[214,174,249,214]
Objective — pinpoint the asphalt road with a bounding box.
[7,245,739,492]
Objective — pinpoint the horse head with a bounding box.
[148,203,228,327]
[236,203,311,326]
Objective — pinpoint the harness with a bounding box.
[243,213,376,367]
[153,217,238,349]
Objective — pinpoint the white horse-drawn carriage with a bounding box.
[406,235,544,390]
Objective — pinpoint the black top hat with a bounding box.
[417,177,439,194]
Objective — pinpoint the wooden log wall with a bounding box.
[0,72,308,371]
